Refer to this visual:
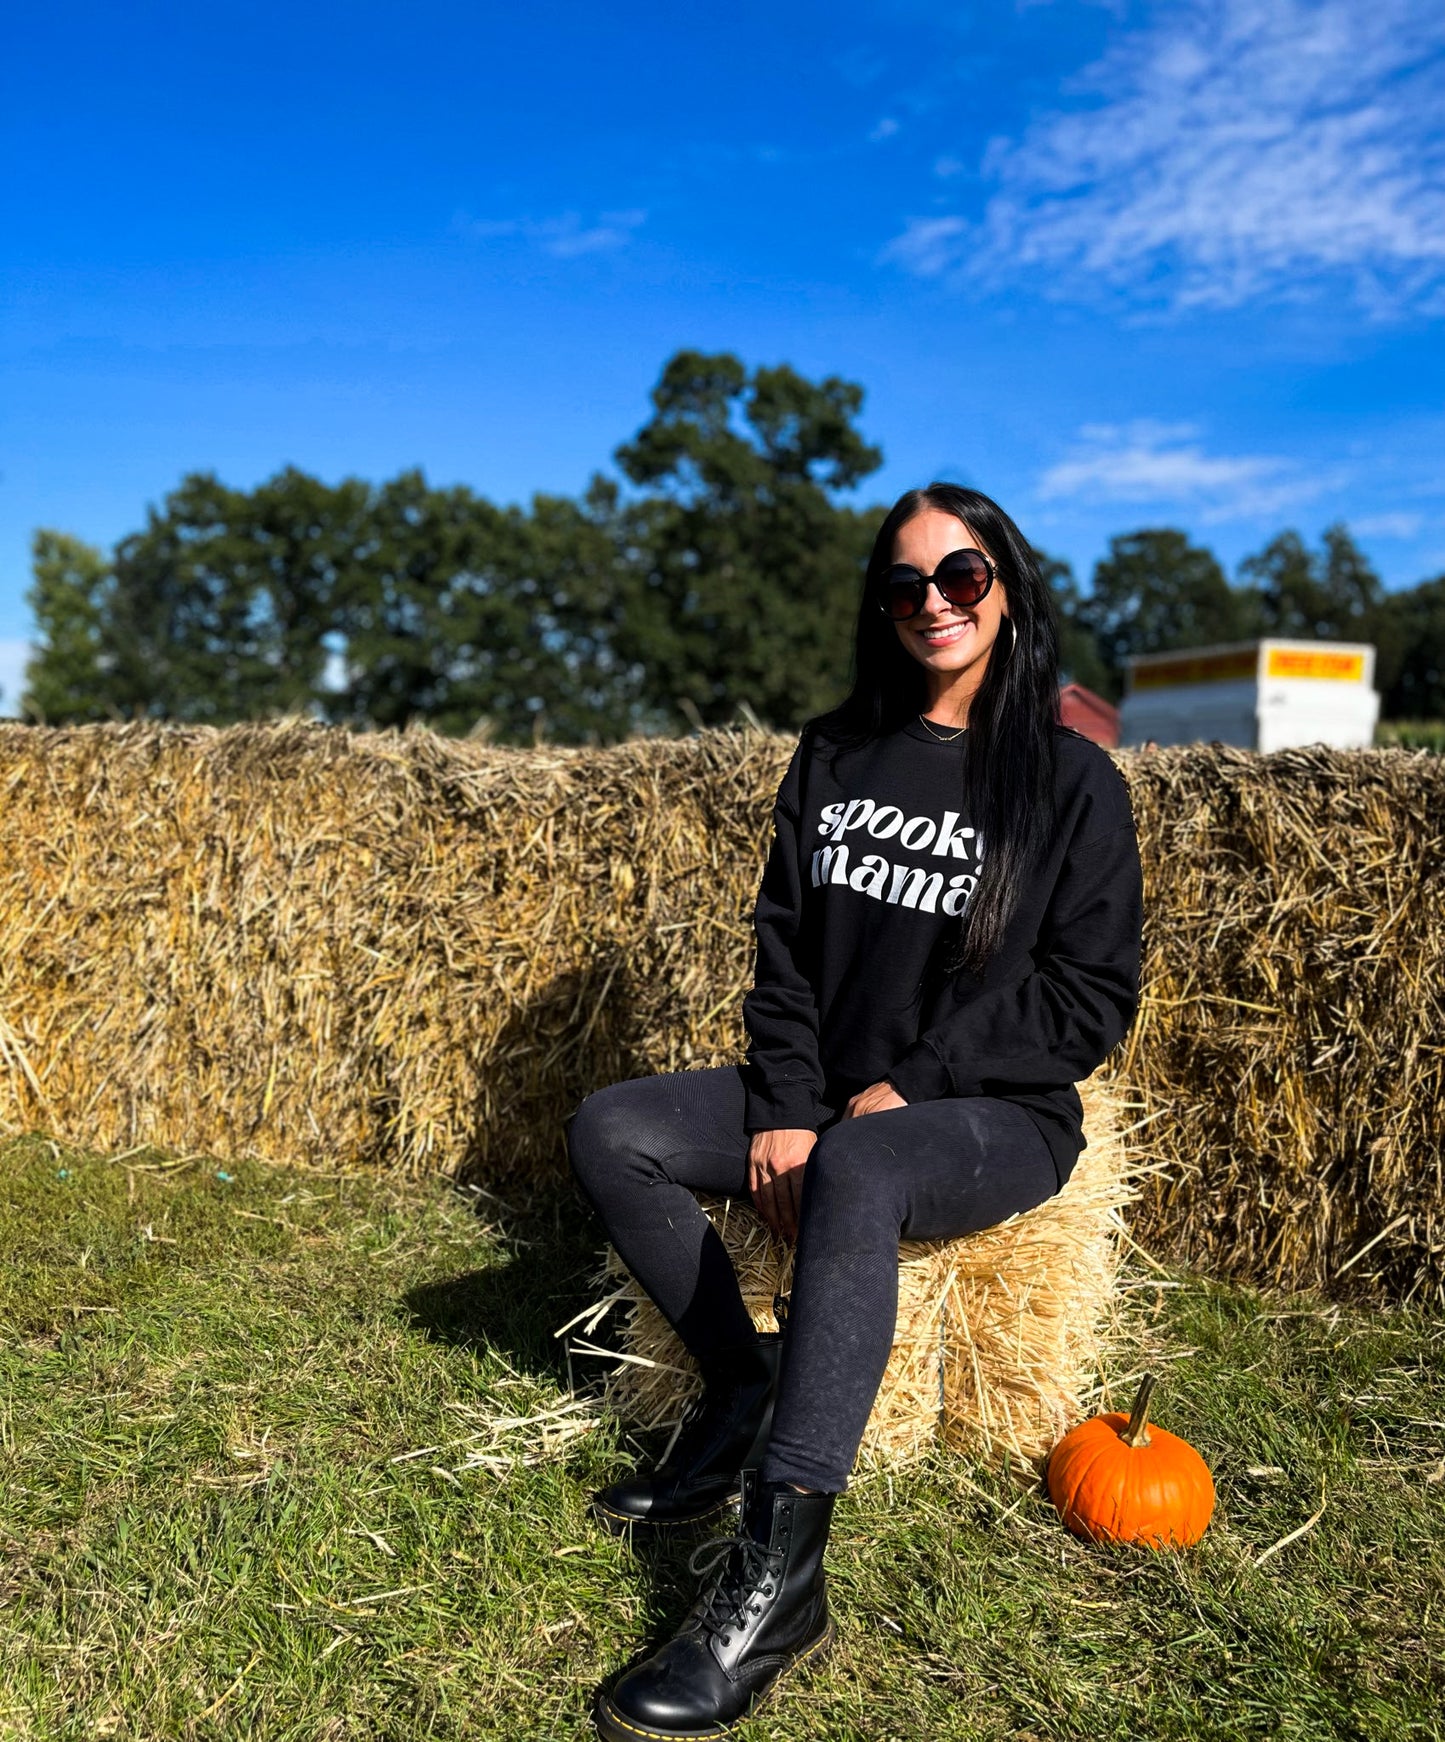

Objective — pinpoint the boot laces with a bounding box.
[684,1529,784,1643]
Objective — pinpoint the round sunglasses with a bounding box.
[873,547,997,621]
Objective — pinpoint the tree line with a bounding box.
[21,349,1445,743]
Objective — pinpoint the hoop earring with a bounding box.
[999,616,1016,664]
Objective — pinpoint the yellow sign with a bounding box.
[1130,648,1258,691]
[1265,648,1366,682]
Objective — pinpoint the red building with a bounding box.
[1058,682,1119,748]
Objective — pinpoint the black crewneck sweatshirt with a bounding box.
[739,717,1143,1186]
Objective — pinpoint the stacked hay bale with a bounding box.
[0,716,763,1183]
[0,719,1440,1302]
[1119,742,1445,1306]
[559,1073,1151,1477]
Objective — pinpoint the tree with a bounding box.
[324,469,510,734]
[22,464,667,740]
[504,478,658,745]
[23,532,116,722]
[96,468,371,723]
[606,349,885,734]
[325,471,650,744]
[1377,574,1445,720]
[1080,529,1247,701]
[1238,522,1404,697]
[1236,522,1387,640]
[1033,547,1112,698]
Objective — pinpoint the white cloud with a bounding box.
[1350,511,1426,539]
[883,0,1445,314]
[452,207,647,257]
[1036,421,1343,521]
[0,638,32,718]
[869,117,901,143]
[883,214,968,276]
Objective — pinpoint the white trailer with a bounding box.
[1118,639,1379,751]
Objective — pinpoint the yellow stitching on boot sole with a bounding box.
[596,1712,728,1742]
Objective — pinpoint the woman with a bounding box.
[566,483,1144,1741]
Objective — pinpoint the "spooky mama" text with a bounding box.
[809,798,984,917]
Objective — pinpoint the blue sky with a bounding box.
[3,0,1443,714]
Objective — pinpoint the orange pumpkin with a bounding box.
[1046,1373,1214,1549]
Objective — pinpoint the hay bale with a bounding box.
[558,1073,1148,1477]
[1115,741,1445,1306]
[0,718,1440,1302]
[0,716,782,1185]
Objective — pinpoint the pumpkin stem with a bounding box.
[1122,1373,1158,1448]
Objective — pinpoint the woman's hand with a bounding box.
[746,1082,907,1244]
[843,1080,908,1118]
[746,1128,816,1246]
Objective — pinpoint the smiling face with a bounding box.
[891,507,1011,725]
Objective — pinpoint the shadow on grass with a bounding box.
[402,1178,616,1392]
[402,1179,740,1657]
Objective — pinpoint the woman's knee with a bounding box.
[564,1080,659,1194]
[803,1126,902,1221]
[564,1084,624,1188]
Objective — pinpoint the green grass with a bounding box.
[1374,720,1445,752]
[1,1133,1442,1742]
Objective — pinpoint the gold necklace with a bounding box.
[918,712,968,741]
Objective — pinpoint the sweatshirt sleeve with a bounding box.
[882,822,1143,1103]
[740,741,826,1134]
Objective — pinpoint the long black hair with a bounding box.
[803,483,1063,980]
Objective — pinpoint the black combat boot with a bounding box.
[591,1332,783,1534]
[593,1467,837,1740]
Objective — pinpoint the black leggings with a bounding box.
[564,1065,1061,1494]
